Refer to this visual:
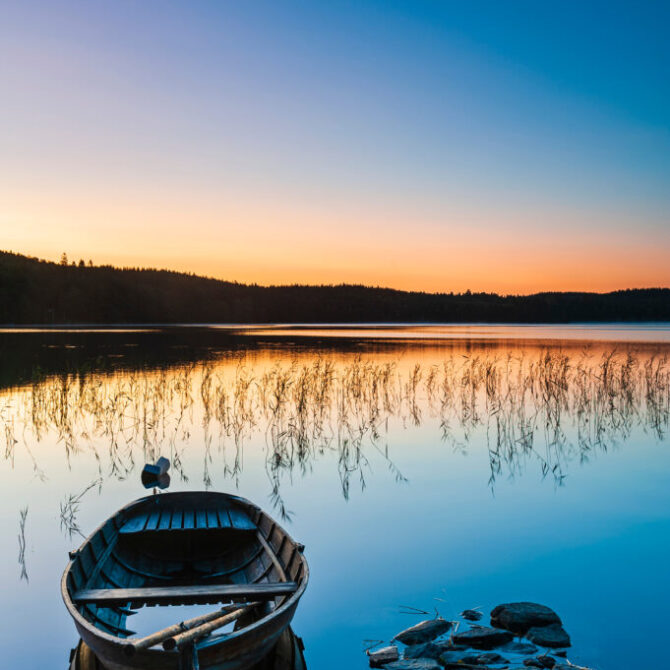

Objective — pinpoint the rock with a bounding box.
[501,641,538,655]
[461,609,483,621]
[524,660,543,668]
[459,651,509,664]
[403,643,440,660]
[439,650,476,665]
[474,651,509,664]
[452,626,514,650]
[525,624,571,649]
[385,660,441,670]
[405,640,470,661]
[536,656,556,668]
[434,640,468,652]
[368,645,400,667]
[394,618,452,645]
[491,603,562,635]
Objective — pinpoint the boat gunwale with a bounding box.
[61,491,309,658]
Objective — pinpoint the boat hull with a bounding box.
[62,492,309,670]
[70,626,307,670]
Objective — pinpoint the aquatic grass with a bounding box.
[59,479,101,539]
[1,347,668,513]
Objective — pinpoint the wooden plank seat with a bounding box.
[119,504,256,534]
[73,582,298,607]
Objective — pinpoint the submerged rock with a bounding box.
[523,656,557,668]
[385,660,441,670]
[471,651,509,664]
[438,650,476,665]
[405,640,468,661]
[525,624,571,649]
[461,608,483,621]
[368,645,400,667]
[393,618,452,645]
[491,602,562,634]
[451,626,514,649]
[501,641,538,655]
[442,663,518,670]
[403,643,440,660]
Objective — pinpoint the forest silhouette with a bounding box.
[1,250,669,324]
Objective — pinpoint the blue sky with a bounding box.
[1,1,668,291]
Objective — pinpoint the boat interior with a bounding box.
[65,495,305,641]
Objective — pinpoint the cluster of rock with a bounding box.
[367,602,592,670]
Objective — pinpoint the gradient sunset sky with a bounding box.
[1,1,669,294]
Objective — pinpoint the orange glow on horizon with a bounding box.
[2,183,668,296]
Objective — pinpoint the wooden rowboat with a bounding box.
[62,491,309,670]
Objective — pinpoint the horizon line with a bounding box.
[3,248,669,298]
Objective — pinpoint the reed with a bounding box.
[2,348,668,513]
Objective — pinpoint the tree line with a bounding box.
[1,250,668,324]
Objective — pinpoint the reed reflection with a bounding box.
[18,506,28,582]
[2,348,669,520]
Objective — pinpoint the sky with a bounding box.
[1,0,669,294]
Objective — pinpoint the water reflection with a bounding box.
[60,480,102,539]
[68,627,308,670]
[2,329,670,670]
[2,346,669,520]
[17,506,28,582]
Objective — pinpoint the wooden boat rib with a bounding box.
[62,491,309,670]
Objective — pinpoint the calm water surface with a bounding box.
[1,325,669,669]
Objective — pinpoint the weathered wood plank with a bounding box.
[157,509,173,531]
[228,506,256,530]
[125,602,258,656]
[144,508,161,531]
[163,603,258,651]
[216,507,232,528]
[206,509,218,528]
[256,531,287,583]
[183,509,196,529]
[119,514,148,534]
[73,582,298,606]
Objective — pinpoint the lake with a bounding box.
[1,324,669,669]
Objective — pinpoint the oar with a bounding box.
[123,602,258,657]
[162,603,259,651]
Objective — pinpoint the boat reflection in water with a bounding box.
[69,627,307,670]
[62,491,308,670]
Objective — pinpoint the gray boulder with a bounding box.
[491,602,562,634]
[368,645,400,667]
[438,650,479,665]
[405,639,469,661]
[452,626,514,649]
[501,641,538,655]
[403,643,441,660]
[461,609,483,621]
[394,618,452,645]
[525,624,571,648]
[472,651,509,664]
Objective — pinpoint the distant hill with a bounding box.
[1,250,669,324]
